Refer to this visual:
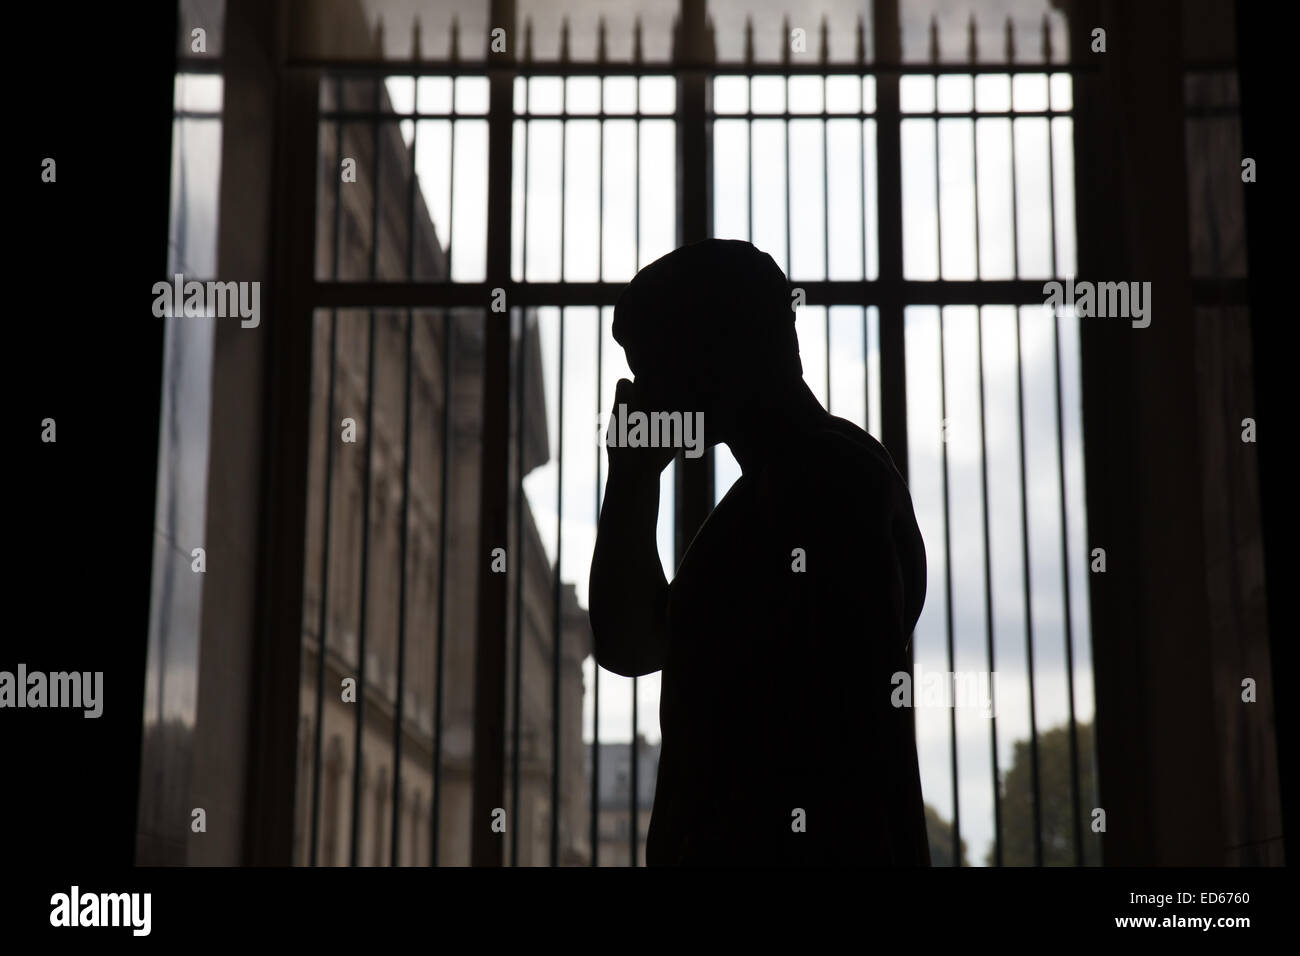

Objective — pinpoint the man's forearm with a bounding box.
[588,465,670,677]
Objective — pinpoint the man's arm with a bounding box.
[587,379,674,677]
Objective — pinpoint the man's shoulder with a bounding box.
[765,416,907,507]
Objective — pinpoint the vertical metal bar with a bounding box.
[391,62,421,868]
[860,54,869,431]
[448,93,458,280]
[672,0,715,665]
[969,39,1004,868]
[932,60,961,865]
[510,307,525,867]
[976,308,1003,869]
[470,0,517,864]
[350,78,384,868]
[1007,62,1045,869]
[389,308,414,868]
[822,72,831,405]
[591,66,606,868]
[510,72,530,870]
[873,0,908,487]
[747,75,754,244]
[629,53,641,870]
[310,75,346,868]
[591,309,603,866]
[522,77,531,282]
[431,310,453,866]
[551,306,566,868]
[549,59,570,868]
[349,327,376,868]
[1045,68,1084,866]
[1015,305,1044,868]
[784,74,792,277]
[938,307,959,867]
[634,69,641,270]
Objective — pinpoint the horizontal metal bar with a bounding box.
[709,109,1070,121]
[312,279,1070,309]
[295,59,1101,77]
[319,107,1074,123]
[320,110,676,122]
[313,281,624,307]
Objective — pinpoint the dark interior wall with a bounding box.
[1234,0,1290,868]
[9,7,177,868]
[1072,0,1282,865]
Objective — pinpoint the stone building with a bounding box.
[292,51,590,866]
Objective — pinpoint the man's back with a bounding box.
[646,416,929,866]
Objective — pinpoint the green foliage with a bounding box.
[988,721,1102,866]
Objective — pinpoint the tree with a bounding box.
[925,803,968,867]
[988,721,1101,866]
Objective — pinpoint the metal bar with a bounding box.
[448,97,458,279]
[702,109,1065,120]
[350,313,377,867]
[933,66,961,866]
[551,307,566,868]
[310,278,1060,309]
[390,64,421,868]
[1008,76,1045,869]
[970,65,1004,868]
[510,71,531,869]
[469,0,517,862]
[296,59,1104,77]
[784,76,792,275]
[321,108,1070,123]
[861,92,869,432]
[1015,305,1044,868]
[349,79,384,868]
[629,59,640,871]
[634,78,641,271]
[431,311,453,866]
[977,308,1004,870]
[747,76,754,244]
[552,59,572,872]
[389,307,414,867]
[510,308,525,867]
[939,306,960,866]
[549,72,570,870]
[672,0,716,668]
[310,75,345,868]
[1046,108,1085,866]
[522,80,531,281]
[873,0,908,488]
[590,73,606,869]
[822,74,831,404]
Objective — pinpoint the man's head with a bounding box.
[612,239,802,422]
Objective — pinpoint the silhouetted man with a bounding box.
[589,239,930,866]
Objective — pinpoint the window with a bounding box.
[290,0,1097,868]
